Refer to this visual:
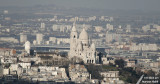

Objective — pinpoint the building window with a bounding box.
[23,70,26,73]
[38,69,40,72]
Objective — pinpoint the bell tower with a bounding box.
[69,22,78,58]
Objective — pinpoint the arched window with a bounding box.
[74,35,76,38]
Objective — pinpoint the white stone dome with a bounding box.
[79,28,88,41]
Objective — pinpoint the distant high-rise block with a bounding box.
[41,23,45,29]
[36,33,43,44]
[20,33,27,43]
[106,31,121,43]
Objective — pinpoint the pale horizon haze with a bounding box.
[0,0,160,12]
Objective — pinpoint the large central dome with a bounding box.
[79,28,88,40]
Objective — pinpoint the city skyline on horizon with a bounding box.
[0,0,160,12]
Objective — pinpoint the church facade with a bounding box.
[69,23,96,64]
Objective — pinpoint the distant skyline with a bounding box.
[0,0,160,11]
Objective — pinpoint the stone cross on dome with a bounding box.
[83,24,86,30]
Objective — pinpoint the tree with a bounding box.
[146,70,155,76]
[85,64,103,80]
[115,59,125,68]
[97,52,103,63]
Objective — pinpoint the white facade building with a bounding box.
[106,24,114,31]
[3,69,9,75]
[69,23,96,64]
[94,26,103,32]
[0,37,19,43]
[101,71,124,84]
[130,43,157,51]
[49,37,57,43]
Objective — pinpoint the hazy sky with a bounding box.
[0,0,160,11]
